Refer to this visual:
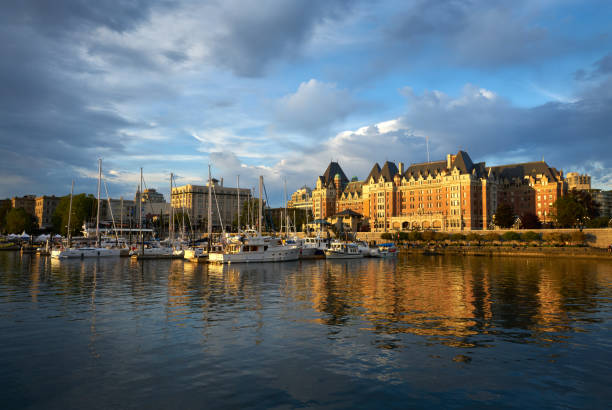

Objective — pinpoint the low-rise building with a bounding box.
[35,195,61,229]
[11,195,36,216]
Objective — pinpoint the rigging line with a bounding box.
[102,178,120,244]
[211,184,225,234]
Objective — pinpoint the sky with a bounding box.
[1,0,611,206]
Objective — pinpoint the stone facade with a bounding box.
[172,179,251,231]
[35,195,61,228]
[287,186,313,211]
[566,172,591,191]
[11,195,36,216]
[309,151,568,232]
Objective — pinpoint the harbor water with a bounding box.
[1,252,611,409]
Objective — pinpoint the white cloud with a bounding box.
[273,79,358,134]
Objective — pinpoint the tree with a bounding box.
[495,203,515,228]
[0,201,12,233]
[552,196,586,228]
[569,189,599,219]
[52,194,97,236]
[5,208,35,233]
[520,212,542,229]
[585,216,611,228]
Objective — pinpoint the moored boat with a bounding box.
[325,241,363,259]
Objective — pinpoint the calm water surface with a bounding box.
[1,252,611,409]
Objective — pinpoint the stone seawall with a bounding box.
[400,245,612,260]
[356,228,612,248]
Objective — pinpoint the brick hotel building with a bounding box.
[310,151,567,232]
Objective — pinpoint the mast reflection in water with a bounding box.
[1,252,611,409]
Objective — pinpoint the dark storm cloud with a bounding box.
[0,1,165,197]
[385,0,566,67]
[0,0,159,36]
[209,0,352,77]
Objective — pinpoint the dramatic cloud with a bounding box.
[1,0,611,202]
[273,79,359,134]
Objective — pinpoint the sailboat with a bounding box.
[208,175,300,264]
[184,165,214,261]
[130,168,176,259]
[52,160,120,259]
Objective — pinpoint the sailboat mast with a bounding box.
[169,173,174,244]
[284,178,288,237]
[207,165,212,250]
[67,180,74,247]
[258,176,263,235]
[96,159,101,247]
[237,175,240,232]
[120,196,123,239]
[139,167,143,255]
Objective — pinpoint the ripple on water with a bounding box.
[0,252,611,409]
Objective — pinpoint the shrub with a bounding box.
[434,232,449,241]
[466,233,482,242]
[421,231,436,241]
[449,233,466,241]
[484,232,501,242]
[408,231,422,241]
[381,233,393,240]
[570,231,586,244]
[522,231,541,242]
[502,231,521,241]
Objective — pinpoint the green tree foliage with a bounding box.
[494,203,515,228]
[585,216,611,228]
[569,189,599,219]
[434,232,449,241]
[552,196,586,228]
[52,194,97,236]
[5,208,35,233]
[0,201,12,233]
[520,212,541,229]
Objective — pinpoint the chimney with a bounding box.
[446,154,452,169]
[220,177,223,187]
[398,162,404,175]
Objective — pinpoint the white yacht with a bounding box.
[325,241,364,259]
[209,231,300,264]
[209,176,300,264]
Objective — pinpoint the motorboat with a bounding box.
[376,243,398,257]
[208,231,300,264]
[325,241,364,259]
[300,235,329,259]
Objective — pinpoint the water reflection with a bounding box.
[1,251,612,408]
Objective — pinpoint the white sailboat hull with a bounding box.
[51,247,120,259]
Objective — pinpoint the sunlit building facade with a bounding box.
[307,150,568,232]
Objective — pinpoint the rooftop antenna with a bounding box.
[426,136,430,163]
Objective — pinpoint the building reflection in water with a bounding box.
[1,252,611,352]
[281,255,612,349]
